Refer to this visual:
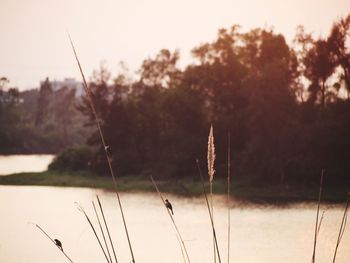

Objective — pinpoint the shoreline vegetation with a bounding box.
[2,15,350,196]
[0,171,348,204]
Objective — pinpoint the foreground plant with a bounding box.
[196,159,222,263]
[207,124,217,263]
[150,175,191,263]
[30,222,74,263]
[332,192,350,263]
[68,34,136,263]
[311,169,324,263]
[227,133,231,263]
[76,202,111,263]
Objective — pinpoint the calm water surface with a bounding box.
[0,185,348,263]
[0,155,54,175]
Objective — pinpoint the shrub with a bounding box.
[48,146,93,172]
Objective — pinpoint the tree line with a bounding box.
[2,14,350,186]
[0,77,90,154]
[78,14,350,186]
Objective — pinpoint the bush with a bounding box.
[48,146,94,172]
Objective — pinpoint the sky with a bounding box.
[1,0,350,90]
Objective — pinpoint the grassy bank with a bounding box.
[0,171,348,203]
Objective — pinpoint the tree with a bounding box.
[303,39,336,106]
[53,87,76,143]
[187,25,248,132]
[0,77,21,153]
[239,30,300,184]
[35,77,53,126]
[139,49,182,89]
[328,14,350,99]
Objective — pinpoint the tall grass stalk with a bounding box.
[68,34,136,263]
[196,159,222,263]
[32,223,74,263]
[227,133,231,263]
[92,201,113,263]
[332,193,349,263]
[311,169,324,263]
[76,203,110,263]
[149,175,191,263]
[316,211,325,238]
[207,124,216,263]
[97,195,119,263]
[176,235,187,263]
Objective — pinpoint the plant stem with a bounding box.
[68,34,136,263]
[210,181,216,263]
[332,194,349,263]
[316,211,325,238]
[150,175,191,263]
[33,223,74,263]
[97,195,119,263]
[227,133,231,263]
[196,159,222,263]
[311,169,324,263]
[76,203,110,263]
[92,201,113,263]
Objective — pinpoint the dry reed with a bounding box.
[311,169,324,263]
[207,124,217,263]
[31,223,74,263]
[316,210,325,238]
[176,235,187,263]
[149,175,191,263]
[227,133,231,263]
[75,202,110,263]
[196,159,222,263]
[68,34,135,263]
[92,200,113,263]
[332,193,349,263]
[97,195,119,263]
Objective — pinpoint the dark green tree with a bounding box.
[139,49,182,89]
[35,77,53,126]
[304,40,336,106]
[328,14,350,99]
[53,86,76,143]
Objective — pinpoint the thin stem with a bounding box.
[76,203,110,263]
[32,223,74,263]
[316,211,325,238]
[92,201,113,263]
[176,235,187,263]
[68,34,136,263]
[332,194,350,263]
[210,181,216,263]
[196,159,222,263]
[227,132,231,263]
[97,195,119,263]
[311,169,324,263]
[150,175,191,263]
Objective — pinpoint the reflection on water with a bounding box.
[0,155,54,175]
[0,185,348,263]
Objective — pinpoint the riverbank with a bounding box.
[0,171,348,203]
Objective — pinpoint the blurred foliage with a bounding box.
[0,77,92,154]
[48,146,94,172]
[79,15,350,187]
[2,14,350,188]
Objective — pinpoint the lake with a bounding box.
[0,185,348,263]
[0,155,54,175]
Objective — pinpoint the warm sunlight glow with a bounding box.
[1,0,350,89]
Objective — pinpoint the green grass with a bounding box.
[0,171,348,203]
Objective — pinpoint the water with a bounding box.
[0,155,54,175]
[0,185,348,263]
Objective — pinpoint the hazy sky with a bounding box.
[1,0,350,90]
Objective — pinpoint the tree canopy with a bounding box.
[74,14,350,187]
[2,14,350,187]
